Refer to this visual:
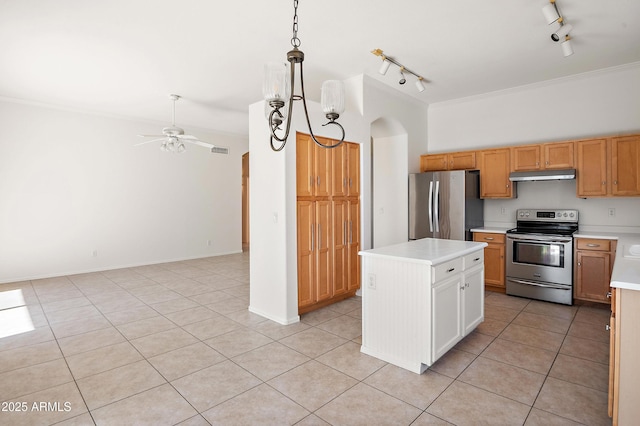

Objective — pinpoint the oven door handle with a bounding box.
[507,278,570,290]
[507,235,572,244]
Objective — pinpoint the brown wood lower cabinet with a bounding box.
[574,238,617,303]
[610,288,640,424]
[473,232,505,292]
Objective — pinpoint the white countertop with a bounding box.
[359,238,487,266]
[471,226,511,234]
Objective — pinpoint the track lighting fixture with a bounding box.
[371,49,427,93]
[541,0,574,56]
[263,0,345,152]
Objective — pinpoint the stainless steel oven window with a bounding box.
[512,241,564,268]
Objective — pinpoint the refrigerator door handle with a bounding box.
[428,181,434,232]
[434,180,440,233]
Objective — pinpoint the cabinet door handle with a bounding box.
[506,184,510,188]
[606,324,611,331]
[460,286,465,290]
[614,180,618,185]
[473,257,480,262]
[586,243,600,247]
[349,178,353,188]
[484,237,494,241]
[310,176,313,188]
[602,181,606,185]
[546,161,549,165]
[317,176,321,187]
[344,221,347,245]
[447,267,456,273]
[607,292,612,299]
[318,223,322,249]
[311,224,314,251]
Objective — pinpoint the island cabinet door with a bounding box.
[462,266,484,335]
[432,273,463,362]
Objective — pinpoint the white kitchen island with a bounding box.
[359,238,487,374]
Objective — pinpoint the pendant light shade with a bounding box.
[263,62,291,103]
[321,80,345,115]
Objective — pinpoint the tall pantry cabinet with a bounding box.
[296,132,361,314]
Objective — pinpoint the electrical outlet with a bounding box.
[608,208,616,217]
[207,240,212,246]
[92,250,98,257]
[368,273,376,290]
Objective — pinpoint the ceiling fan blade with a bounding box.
[137,134,166,138]
[177,135,199,140]
[134,138,166,146]
[183,139,215,149]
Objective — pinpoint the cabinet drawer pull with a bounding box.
[447,267,455,273]
[484,237,494,241]
[586,243,600,248]
[473,257,480,262]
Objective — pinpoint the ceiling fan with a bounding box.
[135,94,228,154]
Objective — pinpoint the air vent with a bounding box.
[211,146,229,155]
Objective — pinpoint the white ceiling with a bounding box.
[1,0,639,136]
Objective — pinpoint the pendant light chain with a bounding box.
[291,0,301,48]
[263,0,346,151]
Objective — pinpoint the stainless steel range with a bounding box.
[506,209,579,305]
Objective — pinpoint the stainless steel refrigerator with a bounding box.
[409,170,484,241]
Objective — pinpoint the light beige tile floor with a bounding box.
[0,252,613,425]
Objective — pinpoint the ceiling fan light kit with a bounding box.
[542,0,574,57]
[263,0,346,152]
[371,48,427,93]
[135,94,229,154]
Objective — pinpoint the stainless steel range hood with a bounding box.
[509,169,576,182]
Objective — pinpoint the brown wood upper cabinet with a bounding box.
[478,148,515,198]
[297,133,332,197]
[421,151,476,172]
[511,141,574,172]
[576,135,640,197]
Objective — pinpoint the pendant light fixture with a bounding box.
[263,0,346,152]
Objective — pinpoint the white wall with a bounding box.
[428,62,640,151]
[0,100,248,283]
[372,133,409,248]
[426,63,640,232]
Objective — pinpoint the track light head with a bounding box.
[551,23,572,42]
[415,78,425,93]
[399,68,406,85]
[379,59,391,75]
[542,2,560,25]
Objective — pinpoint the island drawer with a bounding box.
[463,251,484,270]
[432,257,463,284]
[575,238,612,251]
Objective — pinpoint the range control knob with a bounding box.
[519,212,525,217]
[563,212,568,217]
[569,212,575,218]
[525,212,530,217]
